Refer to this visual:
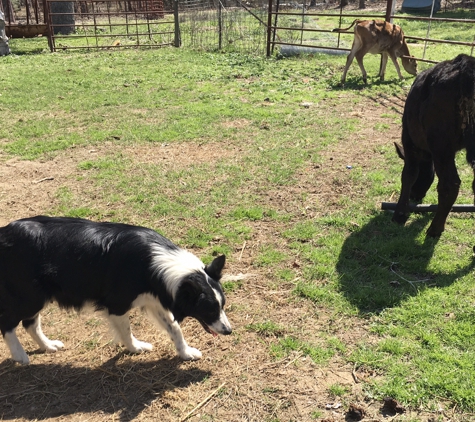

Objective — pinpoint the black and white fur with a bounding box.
[0,216,232,365]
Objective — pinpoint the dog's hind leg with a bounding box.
[144,306,202,361]
[107,313,153,353]
[3,328,30,364]
[23,314,64,353]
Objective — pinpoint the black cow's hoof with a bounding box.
[426,226,442,238]
[392,212,408,225]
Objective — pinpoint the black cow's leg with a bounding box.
[410,158,435,202]
[393,156,420,225]
[427,156,460,237]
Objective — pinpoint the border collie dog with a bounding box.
[0,216,232,365]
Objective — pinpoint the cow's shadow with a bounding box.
[336,211,475,313]
[0,353,210,421]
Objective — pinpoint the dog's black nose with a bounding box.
[222,326,232,335]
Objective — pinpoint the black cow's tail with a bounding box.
[457,55,475,169]
[465,121,475,170]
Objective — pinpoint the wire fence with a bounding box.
[3,0,475,59]
[178,0,268,54]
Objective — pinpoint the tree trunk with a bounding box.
[358,0,365,8]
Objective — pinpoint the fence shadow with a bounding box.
[335,211,475,314]
[0,353,210,421]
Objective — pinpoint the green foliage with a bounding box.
[246,321,285,337]
[328,383,350,398]
[270,336,337,365]
[255,245,288,267]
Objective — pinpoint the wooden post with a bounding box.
[218,0,222,50]
[44,0,55,51]
[266,0,273,57]
[173,0,180,47]
[384,0,395,22]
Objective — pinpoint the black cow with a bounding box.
[393,54,475,237]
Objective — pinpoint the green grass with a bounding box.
[270,336,335,364]
[2,16,475,417]
[328,383,350,398]
[246,321,286,337]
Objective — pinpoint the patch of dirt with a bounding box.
[0,93,457,421]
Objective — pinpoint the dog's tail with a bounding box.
[332,19,361,33]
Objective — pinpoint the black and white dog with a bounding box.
[0,216,232,365]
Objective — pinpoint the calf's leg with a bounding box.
[341,47,357,85]
[379,53,388,81]
[355,49,370,84]
[388,52,404,80]
[341,35,364,85]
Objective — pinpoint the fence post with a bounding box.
[174,0,181,47]
[271,0,280,54]
[218,0,222,50]
[380,0,395,78]
[266,0,273,57]
[44,0,55,52]
[384,0,395,23]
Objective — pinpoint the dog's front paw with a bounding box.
[128,340,153,353]
[12,350,30,365]
[179,346,202,361]
[42,339,64,353]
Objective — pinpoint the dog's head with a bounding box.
[173,255,232,336]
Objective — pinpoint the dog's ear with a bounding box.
[173,279,203,322]
[204,255,225,281]
[179,279,203,301]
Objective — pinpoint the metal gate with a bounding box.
[266,0,475,65]
[44,0,179,52]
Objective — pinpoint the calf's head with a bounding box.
[401,55,418,77]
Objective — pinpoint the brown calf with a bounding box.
[333,19,417,85]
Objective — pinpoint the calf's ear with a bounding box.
[205,255,226,281]
[394,142,405,160]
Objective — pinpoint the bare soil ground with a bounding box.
[0,94,451,422]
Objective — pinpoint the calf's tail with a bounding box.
[332,19,361,33]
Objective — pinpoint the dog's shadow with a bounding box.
[336,211,475,313]
[0,353,210,421]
